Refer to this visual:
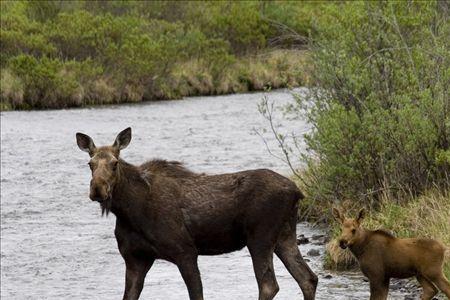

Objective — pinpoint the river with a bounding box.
[1,89,420,299]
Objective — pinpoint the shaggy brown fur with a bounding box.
[140,159,200,178]
[333,207,450,300]
[76,128,318,300]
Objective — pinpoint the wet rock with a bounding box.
[296,234,309,245]
[323,274,332,279]
[390,281,403,291]
[362,277,369,282]
[310,234,330,245]
[307,249,320,257]
[311,234,325,240]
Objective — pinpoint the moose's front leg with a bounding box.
[122,256,154,300]
[368,277,390,300]
[176,255,204,300]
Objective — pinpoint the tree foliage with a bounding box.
[294,1,449,208]
[0,0,317,109]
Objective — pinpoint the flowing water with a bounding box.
[1,89,420,299]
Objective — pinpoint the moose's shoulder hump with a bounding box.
[373,229,396,239]
[140,159,198,178]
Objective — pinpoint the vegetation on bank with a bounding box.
[0,1,323,110]
[284,0,450,219]
[263,1,450,276]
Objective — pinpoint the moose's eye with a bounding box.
[351,229,356,234]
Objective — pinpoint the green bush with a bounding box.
[0,1,56,66]
[6,54,103,109]
[294,1,449,208]
[1,1,322,109]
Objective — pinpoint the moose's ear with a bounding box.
[356,208,366,223]
[332,207,344,223]
[113,127,132,151]
[76,132,96,156]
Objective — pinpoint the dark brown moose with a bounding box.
[333,207,450,300]
[76,128,317,300]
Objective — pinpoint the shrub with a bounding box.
[1,1,316,109]
[0,1,56,66]
[1,69,24,109]
[291,1,450,208]
[7,55,103,108]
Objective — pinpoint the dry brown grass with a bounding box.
[325,239,358,270]
[1,69,24,109]
[169,49,309,99]
[89,78,118,104]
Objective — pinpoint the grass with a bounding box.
[323,189,450,278]
[169,49,309,98]
[1,69,24,109]
[0,49,310,111]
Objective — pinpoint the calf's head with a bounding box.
[332,207,366,249]
[76,128,131,203]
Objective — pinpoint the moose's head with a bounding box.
[332,207,366,249]
[76,128,131,204]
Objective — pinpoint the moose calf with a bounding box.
[333,207,450,300]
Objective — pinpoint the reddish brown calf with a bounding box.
[333,207,450,300]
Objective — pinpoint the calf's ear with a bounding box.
[332,207,344,223]
[356,208,366,223]
[113,127,132,151]
[76,132,96,156]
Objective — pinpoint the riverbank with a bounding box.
[2,1,322,111]
[0,49,309,111]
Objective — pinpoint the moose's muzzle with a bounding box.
[89,179,110,202]
[339,240,348,249]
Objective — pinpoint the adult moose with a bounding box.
[76,128,317,300]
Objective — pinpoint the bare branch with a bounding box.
[256,94,311,188]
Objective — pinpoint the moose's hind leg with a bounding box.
[275,239,317,300]
[429,272,450,298]
[417,275,438,300]
[176,255,204,300]
[248,242,279,300]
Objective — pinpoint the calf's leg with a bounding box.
[248,243,279,300]
[417,275,438,300]
[176,255,204,300]
[429,272,450,298]
[275,240,317,300]
[368,278,389,300]
[122,256,154,300]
